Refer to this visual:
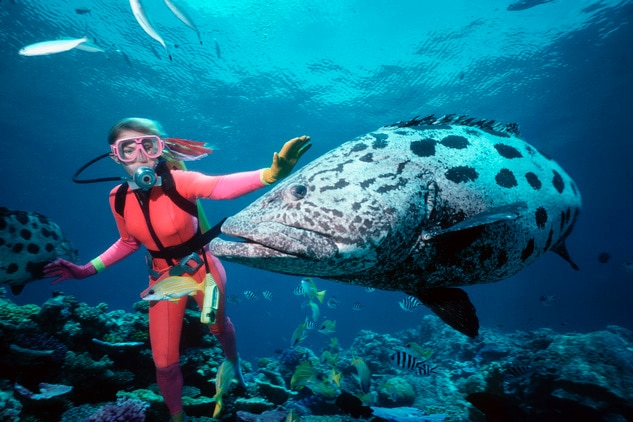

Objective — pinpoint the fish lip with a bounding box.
[212,219,338,260]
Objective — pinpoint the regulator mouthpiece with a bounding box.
[134,166,158,190]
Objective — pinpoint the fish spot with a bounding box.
[535,207,548,228]
[20,229,32,240]
[525,172,542,190]
[445,166,478,183]
[16,213,29,225]
[351,143,368,152]
[494,144,523,159]
[321,180,350,193]
[552,170,565,193]
[27,243,40,254]
[360,178,376,189]
[410,138,436,157]
[45,243,54,252]
[7,263,18,274]
[521,238,535,261]
[359,153,374,163]
[440,135,469,149]
[495,169,518,188]
[371,133,389,149]
[12,243,24,253]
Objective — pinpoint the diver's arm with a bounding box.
[43,237,140,284]
[90,237,140,272]
[179,135,312,199]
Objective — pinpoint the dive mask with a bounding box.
[111,135,164,163]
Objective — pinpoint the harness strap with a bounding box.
[147,218,226,260]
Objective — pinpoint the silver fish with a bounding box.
[209,115,582,337]
[129,0,172,61]
[19,36,89,56]
[163,0,202,44]
[0,207,77,294]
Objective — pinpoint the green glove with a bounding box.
[262,135,312,184]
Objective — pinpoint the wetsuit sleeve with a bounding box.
[90,238,140,272]
[90,186,143,272]
[174,169,268,200]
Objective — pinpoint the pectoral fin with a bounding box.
[415,287,479,338]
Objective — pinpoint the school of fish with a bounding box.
[18,0,200,59]
[210,115,582,337]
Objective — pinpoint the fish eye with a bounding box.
[147,289,154,295]
[288,184,307,200]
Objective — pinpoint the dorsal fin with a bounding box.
[389,114,520,137]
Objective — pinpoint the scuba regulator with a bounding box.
[133,166,159,190]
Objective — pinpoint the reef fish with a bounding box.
[209,115,582,338]
[0,207,77,295]
[140,275,202,301]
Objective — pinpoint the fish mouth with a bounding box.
[209,218,338,260]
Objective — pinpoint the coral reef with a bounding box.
[0,288,632,421]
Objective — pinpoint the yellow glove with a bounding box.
[262,135,312,184]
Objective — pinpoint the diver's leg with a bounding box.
[195,253,246,386]
[150,297,187,417]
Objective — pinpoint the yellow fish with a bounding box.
[318,319,336,335]
[351,357,371,394]
[140,276,202,301]
[328,368,342,387]
[406,342,433,359]
[290,362,318,390]
[213,360,235,418]
[290,321,308,348]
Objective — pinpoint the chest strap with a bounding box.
[147,217,226,261]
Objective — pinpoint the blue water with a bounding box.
[1,0,632,362]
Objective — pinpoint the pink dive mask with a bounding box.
[111,135,164,163]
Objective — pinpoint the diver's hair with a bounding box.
[107,117,166,144]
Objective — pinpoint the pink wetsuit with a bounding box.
[94,168,266,415]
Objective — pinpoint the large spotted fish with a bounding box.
[0,207,77,295]
[210,115,582,337]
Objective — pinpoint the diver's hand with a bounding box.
[43,259,97,284]
[262,135,311,184]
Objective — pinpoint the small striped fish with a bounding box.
[390,350,438,376]
[390,350,420,370]
[243,290,259,300]
[416,362,438,376]
[399,296,422,311]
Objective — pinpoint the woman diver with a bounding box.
[44,117,311,422]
